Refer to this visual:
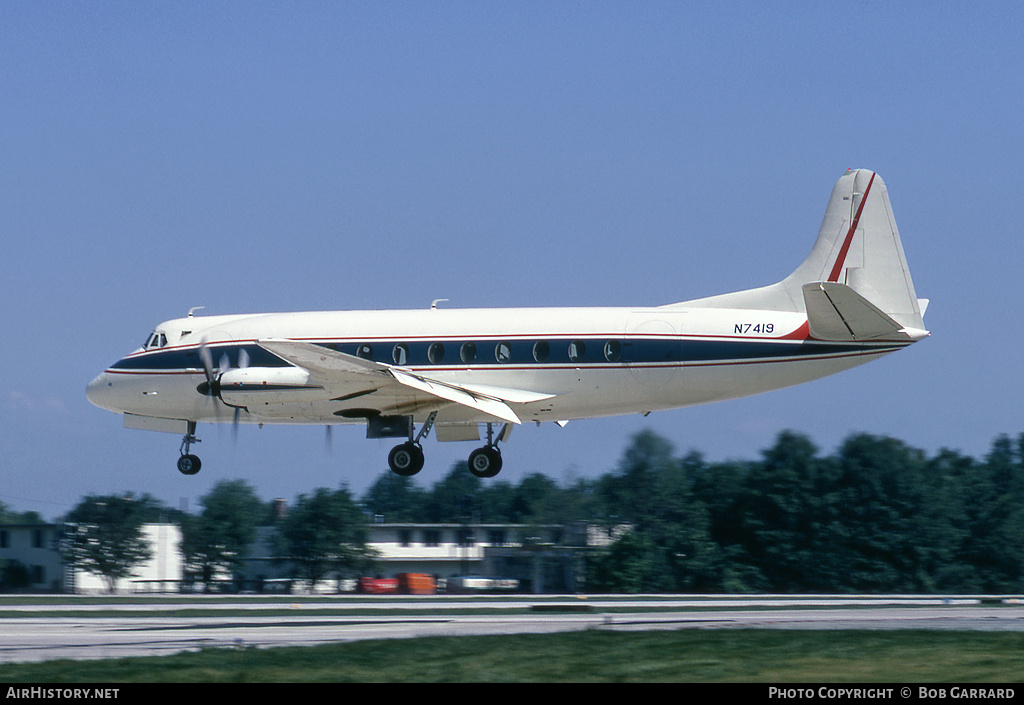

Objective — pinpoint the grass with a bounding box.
[2,629,1023,682]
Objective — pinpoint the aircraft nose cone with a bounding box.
[86,373,114,410]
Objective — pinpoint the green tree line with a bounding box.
[8,428,1023,594]
[363,429,1024,594]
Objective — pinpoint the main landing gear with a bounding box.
[385,416,509,479]
[177,421,201,475]
[467,423,507,478]
[468,445,502,478]
[386,411,434,477]
[388,441,425,476]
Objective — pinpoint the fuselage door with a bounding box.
[624,312,683,386]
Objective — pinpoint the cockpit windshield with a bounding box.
[143,331,168,350]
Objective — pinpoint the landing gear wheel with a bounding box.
[388,442,424,476]
[468,446,502,478]
[177,454,201,475]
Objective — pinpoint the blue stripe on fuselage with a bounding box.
[108,337,904,373]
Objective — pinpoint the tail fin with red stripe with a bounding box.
[680,169,927,334]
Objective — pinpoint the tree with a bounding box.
[362,472,428,522]
[423,464,482,522]
[279,487,378,588]
[589,430,716,592]
[954,435,1024,591]
[597,430,677,532]
[62,494,152,593]
[0,501,44,525]
[509,473,563,523]
[732,431,837,591]
[180,480,264,589]
[823,432,977,593]
[588,530,659,593]
[475,473,563,524]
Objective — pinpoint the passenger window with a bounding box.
[428,342,445,364]
[460,342,477,363]
[495,342,512,363]
[392,343,409,365]
[533,340,550,363]
[356,344,373,359]
[604,340,622,362]
[568,340,586,363]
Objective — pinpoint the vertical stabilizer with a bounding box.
[679,169,926,332]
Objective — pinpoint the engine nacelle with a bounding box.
[218,367,328,406]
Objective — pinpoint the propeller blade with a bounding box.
[238,348,250,369]
[199,339,215,385]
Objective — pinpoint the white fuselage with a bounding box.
[86,304,906,429]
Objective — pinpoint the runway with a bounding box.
[2,596,1023,664]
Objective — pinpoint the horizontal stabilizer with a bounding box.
[803,282,914,341]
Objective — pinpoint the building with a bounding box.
[0,523,182,593]
[239,520,604,593]
[2,519,622,594]
[0,524,66,592]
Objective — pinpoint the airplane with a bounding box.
[86,168,928,479]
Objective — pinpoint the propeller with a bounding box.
[196,339,250,440]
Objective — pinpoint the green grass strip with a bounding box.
[2,629,1024,683]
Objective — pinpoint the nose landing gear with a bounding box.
[177,421,201,475]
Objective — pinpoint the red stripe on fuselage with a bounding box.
[827,171,875,283]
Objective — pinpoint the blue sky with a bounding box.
[2,2,1022,518]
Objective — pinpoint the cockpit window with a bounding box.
[143,332,167,350]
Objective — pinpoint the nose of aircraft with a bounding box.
[86,373,116,411]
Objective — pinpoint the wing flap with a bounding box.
[390,369,521,424]
[256,338,550,423]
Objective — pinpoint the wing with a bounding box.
[256,339,558,424]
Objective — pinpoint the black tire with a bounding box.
[468,446,502,478]
[388,442,424,476]
[177,454,201,475]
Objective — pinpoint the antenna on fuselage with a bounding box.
[431,299,449,310]
[187,306,205,318]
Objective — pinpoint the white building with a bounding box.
[0,523,182,593]
[68,523,183,594]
